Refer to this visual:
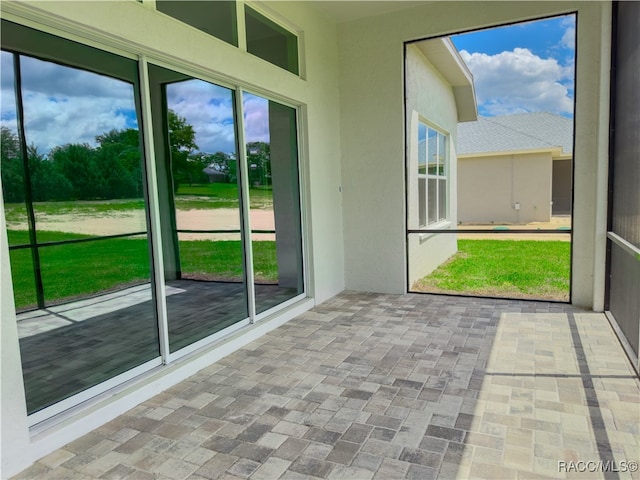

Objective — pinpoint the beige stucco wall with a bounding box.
[405,44,460,286]
[338,1,611,309]
[458,153,553,224]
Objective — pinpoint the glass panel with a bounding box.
[19,56,147,234]
[243,92,304,314]
[417,122,427,174]
[148,66,249,352]
[1,51,41,311]
[6,46,159,414]
[1,51,29,239]
[427,178,436,225]
[427,128,437,175]
[156,0,238,47]
[437,132,446,176]
[8,248,37,309]
[418,177,426,228]
[245,6,299,75]
[438,178,447,222]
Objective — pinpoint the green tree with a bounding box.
[95,128,143,198]
[246,141,271,186]
[167,110,203,190]
[49,143,98,200]
[0,126,25,203]
[29,146,73,201]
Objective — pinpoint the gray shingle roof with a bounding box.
[457,112,573,156]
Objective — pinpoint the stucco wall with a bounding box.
[458,153,553,224]
[338,1,611,309]
[405,44,459,285]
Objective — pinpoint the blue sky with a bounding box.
[450,15,576,118]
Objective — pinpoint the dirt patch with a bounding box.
[411,284,569,302]
[8,208,276,241]
[457,216,572,241]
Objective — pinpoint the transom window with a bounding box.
[418,121,448,227]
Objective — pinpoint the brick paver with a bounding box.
[13,292,639,479]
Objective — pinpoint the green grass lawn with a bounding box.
[8,230,278,310]
[412,239,570,301]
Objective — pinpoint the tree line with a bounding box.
[1,110,273,205]
[1,126,145,203]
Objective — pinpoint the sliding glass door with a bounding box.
[1,19,306,420]
[1,22,159,416]
[242,93,304,315]
[147,65,249,352]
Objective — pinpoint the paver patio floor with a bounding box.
[14,292,639,479]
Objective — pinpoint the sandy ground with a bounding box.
[8,208,276,241]
[457,216,572,241]
[9,208,571,242]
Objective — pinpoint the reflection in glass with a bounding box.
[427,128,437,175]
[428,178,437,225]
[1,51,39,309]
[418,178,426,228]
[148,66,249,352]
[1,51,29,235]
[438,178,447,221]
[417,123,426,173]
[438,134,446,176]
[156,0,238,46]
[243,92,304,314]
[2,40,159,414]
[245,6,299,75]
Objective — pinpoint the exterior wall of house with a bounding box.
[337,1,611,309]
[405,44,460,286]
[457,153,553,224]
[0,1,345,476]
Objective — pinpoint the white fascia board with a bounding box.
[458,146,564,159]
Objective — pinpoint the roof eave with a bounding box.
[458,146,568,159]
[415,37,478,123]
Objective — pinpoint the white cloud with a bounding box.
[461,48,574,116]
[2,54,138,154]
[243,94,270,144]
[561,26,576,50]
[560,17,576,50]
[1,52,272,157]
[166,80,237,154]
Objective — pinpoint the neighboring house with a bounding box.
[202,163,227,182]
[405,38,477,284]
[1,2,636,477]
[457,112,573,224]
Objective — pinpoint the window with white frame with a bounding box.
[417,121,448,227]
